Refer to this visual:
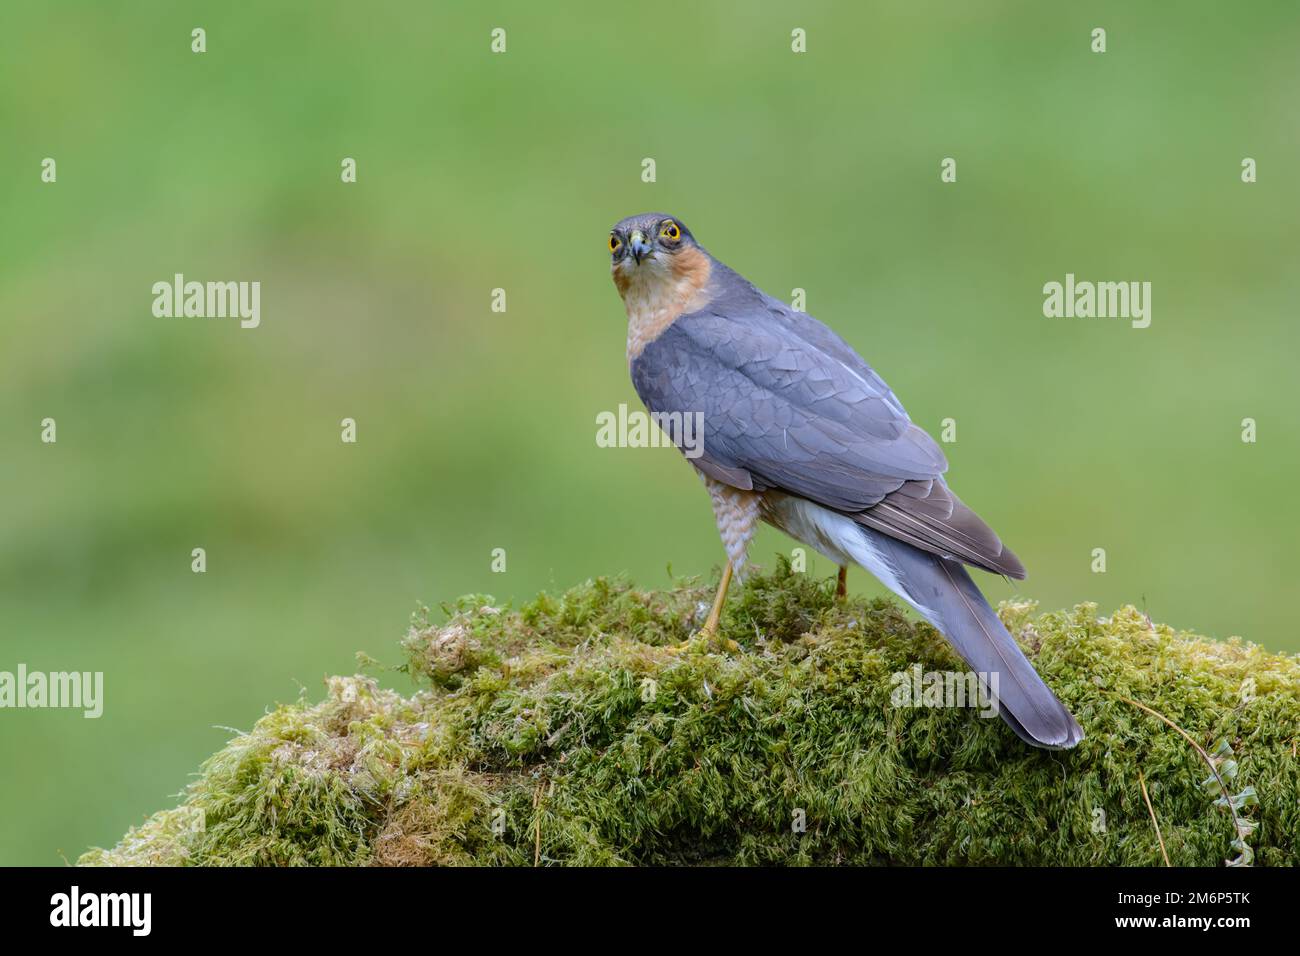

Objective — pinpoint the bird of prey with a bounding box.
[608,212,1083,749]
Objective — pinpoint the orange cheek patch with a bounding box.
[670,245,710,287]
[611,265,630,295]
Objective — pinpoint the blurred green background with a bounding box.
[2,2,1297,865]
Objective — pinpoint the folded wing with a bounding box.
[630,284,1024,578]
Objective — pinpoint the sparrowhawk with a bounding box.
[609,211,1083,750]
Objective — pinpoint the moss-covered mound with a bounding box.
[81,563,1299,866]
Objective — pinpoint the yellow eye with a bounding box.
[609,234,621,253]
[660,221,681,241]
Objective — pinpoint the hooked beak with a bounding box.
[629,230,653,264]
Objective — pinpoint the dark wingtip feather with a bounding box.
[996,544,1027,580]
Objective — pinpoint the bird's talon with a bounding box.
[692,627,739,654]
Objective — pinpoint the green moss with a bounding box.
[80,562,1300,866]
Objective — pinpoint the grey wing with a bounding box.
[631,297,1025,578]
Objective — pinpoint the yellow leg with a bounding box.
[669,562,738,654]
[836,565,848,601]
[701,561,733,638]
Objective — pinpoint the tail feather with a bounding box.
[851,526,1084,749]
[759,492,1084,749]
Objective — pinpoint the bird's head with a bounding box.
[608,212,705,302]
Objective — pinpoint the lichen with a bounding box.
[80,561,1300,866]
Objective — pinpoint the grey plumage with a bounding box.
[854,520,1083,749]
[617,214,1081,749]
[632,258,1024,578]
